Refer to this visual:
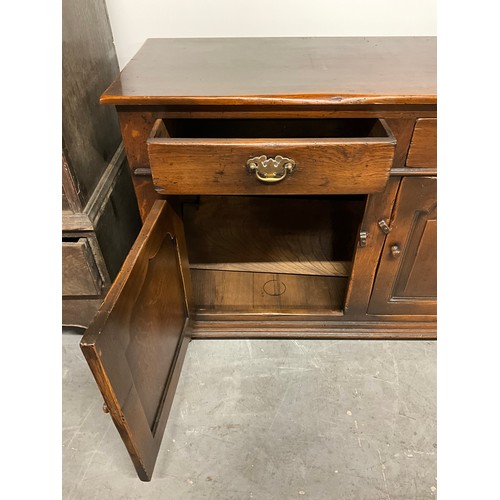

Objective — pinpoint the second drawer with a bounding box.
[406,118,437,168]
[147,118,396,195]
[62,237,103,297]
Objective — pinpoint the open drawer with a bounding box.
[147,118,396,195]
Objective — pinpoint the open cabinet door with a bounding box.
[80,200,191,481]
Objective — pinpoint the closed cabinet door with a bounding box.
[80,200,192,481]
[368,177,436,315]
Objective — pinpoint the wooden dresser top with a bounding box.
[101,37,436,106]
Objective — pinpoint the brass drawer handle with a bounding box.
[247,155,295,183]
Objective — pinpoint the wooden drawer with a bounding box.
[406,118,437,168]
[62,298,103,329]
[62,237,103,296]
[147,118,396,195]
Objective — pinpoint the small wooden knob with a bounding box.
[390,244,401,258]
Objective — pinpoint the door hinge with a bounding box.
[377,219,392,234]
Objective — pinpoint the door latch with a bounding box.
[377,219,392,234]
[359,231,367,247]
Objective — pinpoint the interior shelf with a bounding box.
[192,270,347,313]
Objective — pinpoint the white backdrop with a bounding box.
[104,0,437,69]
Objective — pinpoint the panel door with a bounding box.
[368,177,437,315]
[80,199,192,481]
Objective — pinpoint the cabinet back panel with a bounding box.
[183,195,365,276]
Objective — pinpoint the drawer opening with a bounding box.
[182,194,366,316]
[159,118,390,139]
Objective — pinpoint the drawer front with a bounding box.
[62,298,102,329]
[62,238,103,296]
[147,119,396,195]
[406,118,437,168]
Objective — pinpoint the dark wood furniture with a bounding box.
[62,0,141,328]
[80,37,437,480]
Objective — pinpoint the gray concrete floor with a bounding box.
[63,332,436,499]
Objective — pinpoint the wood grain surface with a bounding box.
[406,118,437,167]
[192,269,347,312]
[102,37,436,106]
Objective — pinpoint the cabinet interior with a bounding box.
[161,117,389,139]
[182,195,366,315]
